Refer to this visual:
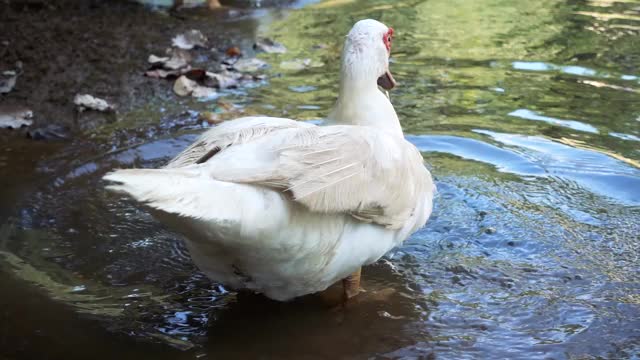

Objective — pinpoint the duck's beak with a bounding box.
[377,69,396,90]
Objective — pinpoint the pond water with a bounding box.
[1,0,640,359]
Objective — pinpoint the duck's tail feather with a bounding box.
[103,168,287,224]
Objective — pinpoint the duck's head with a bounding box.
[341,19,396,91]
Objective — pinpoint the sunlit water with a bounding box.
[1,0,640,359]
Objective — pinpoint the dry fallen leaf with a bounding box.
[205,70,241,89]
[173,75,217,98]
[74,94,114,112]
[184,68,207,82]
[173,75,197,96]
[161,48,192,70]
[148,54,170,64]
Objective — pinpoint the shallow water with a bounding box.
[1,0,640,359]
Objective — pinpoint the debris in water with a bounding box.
[26,124,71,141]
[231,58,268,73]
[311,43,329,50]
[279,58,324,71]
[145,49,194,78]
[172,29,208,50]
[377,311,406,320]
[254,38,287,54]
[74,94,115,112]
[0,107,33,129]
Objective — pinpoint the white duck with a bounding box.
[104,19,435,302]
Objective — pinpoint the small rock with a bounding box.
[172,29,208,50]
[231,58,268,73]
[254,38,287,54]
[0,107,33,129]
[74,94,114,112]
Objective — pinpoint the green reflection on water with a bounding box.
[251,0,639,164]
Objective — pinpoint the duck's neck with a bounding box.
[329,75,403,138]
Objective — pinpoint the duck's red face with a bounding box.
[383,27,394,53]
[377,27,396,90]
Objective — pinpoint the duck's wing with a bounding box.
[165,116,314,169]
[207,125,435,229]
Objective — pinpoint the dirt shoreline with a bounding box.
[0,0,285,136]
[0,0,293,220]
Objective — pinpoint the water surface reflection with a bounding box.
[1,0,640,359]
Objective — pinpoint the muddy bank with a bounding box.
[0,0,292,211]
[0,0,287,138]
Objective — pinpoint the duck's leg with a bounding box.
[342,267,363,300]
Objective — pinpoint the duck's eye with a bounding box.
[383,27,394,52]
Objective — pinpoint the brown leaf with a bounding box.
[225,47,242,57]
[184,68,207,82]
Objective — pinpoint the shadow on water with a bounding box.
[1,0,640,359]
